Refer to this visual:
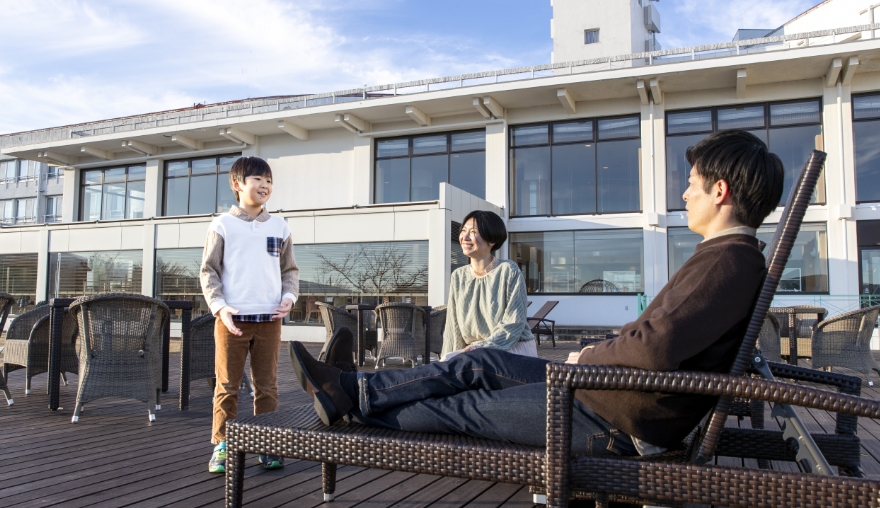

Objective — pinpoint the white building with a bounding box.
[2,1,880,334]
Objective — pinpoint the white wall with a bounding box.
[785,0,880,41]
[552,0,651,63]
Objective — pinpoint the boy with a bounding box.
[200,156,299,473]
[291,130,784,455]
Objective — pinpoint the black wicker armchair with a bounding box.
[0,292,14,405]
[2,305,78,395]
[812,304,880,386]
[374,302,426,368]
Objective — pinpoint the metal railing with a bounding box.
[2,23,879,149]
[637,293,880,318]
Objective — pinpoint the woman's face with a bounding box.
[459,218,495,259]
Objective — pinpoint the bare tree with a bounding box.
[316,244,427,296]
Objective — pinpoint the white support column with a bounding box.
[641,98,668,297]
[352,135,373,205]
[142,224,156,296]
[61,167,80,222]
[484,122,508,213]
[144,159,163,218]
[35,228,49,302]
[428,207,451,307]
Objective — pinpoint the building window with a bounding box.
[48,250,143,299]
[0,200,13,224]
[155,248,209,319]
[510,229,644,294]
[17,160,37,181]
[667,224,828,293]
[164,155,240,216]
[853,94,880,203]
[510,117,641,217]
[44,165,62,180]
[450,221,470,274]
[1,160,16,183]
[584,29,600,44]
[291,241,428,322]
[0,253,38,314]
[375,130,485,204]
[666,99,825,211]
[81,165,146,221]
[44,195,62,223]
[858,220,880,298]
[0,198,35,224]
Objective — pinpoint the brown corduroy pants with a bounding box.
[212,319,282,444]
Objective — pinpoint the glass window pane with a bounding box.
[219,155,239,172]
[101,182,126,220]
[126,181,146,219]
[770,100,820,126]
[854,120,880,202]
[574,230,644,292]
[410,154,447,201]
[553,121,593,143]
[191,158,216,175]
[509,231,574,293]
[127,165,146,180]
[757,223,828,292]
[412,135,447,155]
[82,186,102,221]
[667,110,712,134]
[768,124,824,204]
[167,161,189,177]
[188,174,217,214]
[717,105,765,130]
[597,138,640,213]
[552,143,596,215]
[216,175,237,212]
[155,248,209,318]
[511,124,549,146]
[4,162,15,180]
[861,247,880,295]
[48,250,143,298]
[83,170,102,184]
[854,94,880,120]
[665,133,707,211]
[165,177,189,216]
[0,254,38,314]
[1,200,12,222]
[598,116,640,140]
[377,138,409,158]
[511,146,551,216]
[451,131,485,151]
[449,151,486,198]
[103,167,126,183]
[667,227,702,277]
[375,158,410,203]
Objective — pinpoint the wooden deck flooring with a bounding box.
[1,341,879,507]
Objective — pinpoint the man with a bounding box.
[291,130,784,455]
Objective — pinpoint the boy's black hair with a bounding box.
[460,210,507,253]
[229,156,273,202]
[686,129,784,228]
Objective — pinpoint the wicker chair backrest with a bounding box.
[815,304,880,346]
[189,313,217,381]
[756,313,782,363]
[0,292,13,335]
[5,305,51,342]
[428,308,447,355]
[69,293,170,361]
[375,303,426,362]
[692,149,826,464]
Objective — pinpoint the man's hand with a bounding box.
[272,298,293,320]
[566,352,581,364]
[217,306,242,336]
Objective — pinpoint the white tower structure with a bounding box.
[551,0,661,64]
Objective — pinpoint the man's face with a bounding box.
[682,166,714,237]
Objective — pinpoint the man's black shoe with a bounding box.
[326,327,357,372]
[289,341,353,425]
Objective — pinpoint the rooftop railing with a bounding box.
[2,23,879,149]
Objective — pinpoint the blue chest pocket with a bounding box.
[267,237,283,257]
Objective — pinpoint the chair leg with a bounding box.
[227,448,247,507]
[61,372,68,386]
[72,400,84,423]
[0,371,12,405]
[148,403,156,422]
[24,376,31,395]
[241,374,254,398]
[156,388,162,411]
[322,462,337,501]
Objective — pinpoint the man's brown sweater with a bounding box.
[576,234,766,448]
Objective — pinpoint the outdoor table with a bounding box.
[345,304,432,367]
[47,298,193,411]
[769,305,827,365]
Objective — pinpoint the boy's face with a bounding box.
[234,174,273,208]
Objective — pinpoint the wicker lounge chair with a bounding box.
[0,292,14,405]
[374,302,426,368]
[183,313,253,406]
[812,304,880,386]
[427,305,447,361]
[2,305,78,395]
[227,150,880,508]
[316,302,358,362]
[69,293,169,423]
[527,300,558,347]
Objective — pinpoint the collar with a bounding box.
[229,205,271,223]
[701,225,756,243]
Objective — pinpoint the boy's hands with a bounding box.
[272,298,293,320]
[217,306,242,336]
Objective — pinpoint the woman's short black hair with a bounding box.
[461,210,507,253]
[229,156,273,202]
[685,129,785,229]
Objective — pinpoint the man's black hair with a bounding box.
[686,129,784,228]
[229,156,273,202]
[460,210,507,253]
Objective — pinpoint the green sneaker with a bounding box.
[259,454,284,470]
[209,442,226,473]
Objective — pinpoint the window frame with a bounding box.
[584,29,600,44]
[79,164,147,221]
[44,195,62,223]
[162,153,242,216]
[851,92,880,204]
[509,115,642,218]
[373,129,486,204]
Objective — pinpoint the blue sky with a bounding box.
[0,0,818,135]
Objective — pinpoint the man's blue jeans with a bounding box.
[351,348,637,456]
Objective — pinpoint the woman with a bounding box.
[441,210,536,360]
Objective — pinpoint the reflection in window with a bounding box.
[667,225,828,293]
[48,250,143,298]
[0,253,38,315]
[510,229,644,293]
[510,116,641,217]
[857,220,880,297]
[80,165,146,221]
[853,94,880,203]
[666,100,824,211]
[155,248,209,320]
[375,131,485,203]
[164,155,240,216]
